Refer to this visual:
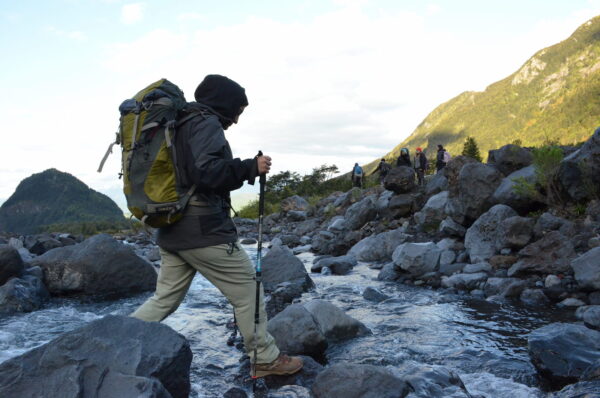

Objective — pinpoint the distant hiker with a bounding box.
[414,148,428,186]
[396,148,412,167]
[436,144,451,173]
[131,75,303,378]
[374,158,391,184]
[352,163,364,188]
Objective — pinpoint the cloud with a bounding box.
[46,26,87,41]
[121,3,144,25]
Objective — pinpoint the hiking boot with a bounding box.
[252,354,303,377]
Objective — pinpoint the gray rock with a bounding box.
[267,304,327,358]
[311,363,409,398]
[591,292,600,305]
[0,315,192,398]
[487,144,533,176]
[499,216,534,249]
[303,299,370,342]
[292,245,312,255]
[333,188,362,209]
[528,323,600,389]
[260,356,323,392]
[363,287,390,302]
[507,231,576,277]
[262,245,314,293]
[287,210,308,222]
[414,191,448,228]
[388,194,415,218]
[465,204,518,263]
[327,217,347,232]
[395,361,473,398]
[384,166,416,194]
[281,195,310,212]
[377,263,403,281]
[348,228,410,263]
[30,234,157,297]
[344,195,378,230]
[392,242,442,277]
[557,127,600,202]
[425,174,448,196]
[439,250,456,267]
[520,289,549,306]
[441,272,488,290]
[438,217,466,237]
[572,247,600,290]
[241,238,258,245]
[582,306,600,330]
[463,262,491,274]
[550,381,600,398]
[266,281,305,318]
[312,255,357,275]
[7,237,23,250]
[268,385,313,398]
[25,234,63,255]
[545,274,562,289]
[444,156,478,197]
[269,237,283,247]
[280,234,302,248]
[557,298,586,307]
[439,262,466,276]
[0,245,25,285]
[376,190,394,213]
[0,275,49,314]
[484,277,527,298]
[533,212,569,238]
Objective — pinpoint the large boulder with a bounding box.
[312,255,357,275]
[484,277,527,298]
[0,271,49,314]
[388,194,416,218]
[443,155,478,197]
[348,228,410,263]
[0,315,192,398]
[487,144,533,176]
[262,245,314,293]
[571,247,600,290]
[30,234,156,297]
[508,231,576,277]
[303,299,370,342]
[491,165,541,213]
[384,166,416,194]
[395,361,473,398]
[464,205,518,263]
[392,242,442,277]
[0,245,25,285]
[311,363,409,398]
[425,173,448,196]
[344,195,378,230]
[558,127,600,202]
[414,191,448,229]
[24,234,64,255]
[281,195,310,212]
[446,163,504,225]
[528,322,600,389]
[498,215,534,250]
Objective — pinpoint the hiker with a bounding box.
[352,163,364,188]
[436,144,451,173]
[374,158,391,184]
[396,148,412,167]
[414,147,428,186]
[130,75,303,378]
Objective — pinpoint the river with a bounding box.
[0,243,575,397]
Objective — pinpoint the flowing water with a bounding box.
[0,244,575,397]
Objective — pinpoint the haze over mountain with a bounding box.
[0,169,126,234]
[366,15,600,171]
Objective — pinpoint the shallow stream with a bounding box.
[0,244,575,397]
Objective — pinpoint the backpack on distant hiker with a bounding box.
[443,151,452,163]
[354,165,364,176]
[97,79,198,228]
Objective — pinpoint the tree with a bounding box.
[462,136,482,162]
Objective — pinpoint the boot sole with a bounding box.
[253,363,303,378]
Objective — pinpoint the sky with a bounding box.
[2,0,600,211]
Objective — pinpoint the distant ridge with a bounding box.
[366,16,600,172]
[0,168,126,234]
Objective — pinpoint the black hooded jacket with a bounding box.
[156,76,257,251]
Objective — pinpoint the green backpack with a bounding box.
[98,79,198,228]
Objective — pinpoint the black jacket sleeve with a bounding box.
[186,116,258,193]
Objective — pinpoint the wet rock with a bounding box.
[581,306,600,330]
[266,281,305,318]
[224,387,248,398]
[414,191,448,229]
[241,238,257,245]
[0,274,49,314]
[441,272,488,291]
[557,126,600,202]
[571,247,600,290]
[348,228,409,263]
[268,385,313,398]
[582,359,600,381]
[292,245,312,255]
[281,195,310,212]
[304,299,370,342]
[362,287,390,302]
[550,381,600,398]
[446,163,503,225]
[312,255,357,275]
[30,234,157,297]
[464,205,518,263]
[392,242,442,277]
[520,289,549,306]
[557,298,586,307]
[507,231,576,277]
[0,315,192,398]
[377,263,403,281]
[384,166,416,194]
[528,322,600,389]
[395,361,473,398]
[487,144,533,176]
[262,245,314,293]
[484,277,527,298]
[311,363,409,398]
[236,355,323,392]
[591,292,600,305]
[0,245,25,285]
[438,217,466,238]
[344,195,378,230]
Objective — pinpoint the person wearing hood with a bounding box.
[131,74,303,378]
[396,148,412,167]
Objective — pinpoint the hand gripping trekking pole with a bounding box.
[252,151,266,392]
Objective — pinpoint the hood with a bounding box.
[194,74,249,127]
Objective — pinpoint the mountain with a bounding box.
[0,168,126,234]
[366,16,600,172]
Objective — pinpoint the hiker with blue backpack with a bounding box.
[112,75,303,379]
[352,163,364,188]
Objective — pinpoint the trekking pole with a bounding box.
[252,151,266,392]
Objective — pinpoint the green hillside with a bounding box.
[0,168,127,234]
[366,16,600,173]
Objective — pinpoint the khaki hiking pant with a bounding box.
[131,243,280,364]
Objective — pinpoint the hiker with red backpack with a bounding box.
[112,75,303,379]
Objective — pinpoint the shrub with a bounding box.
[462,136,482,162]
